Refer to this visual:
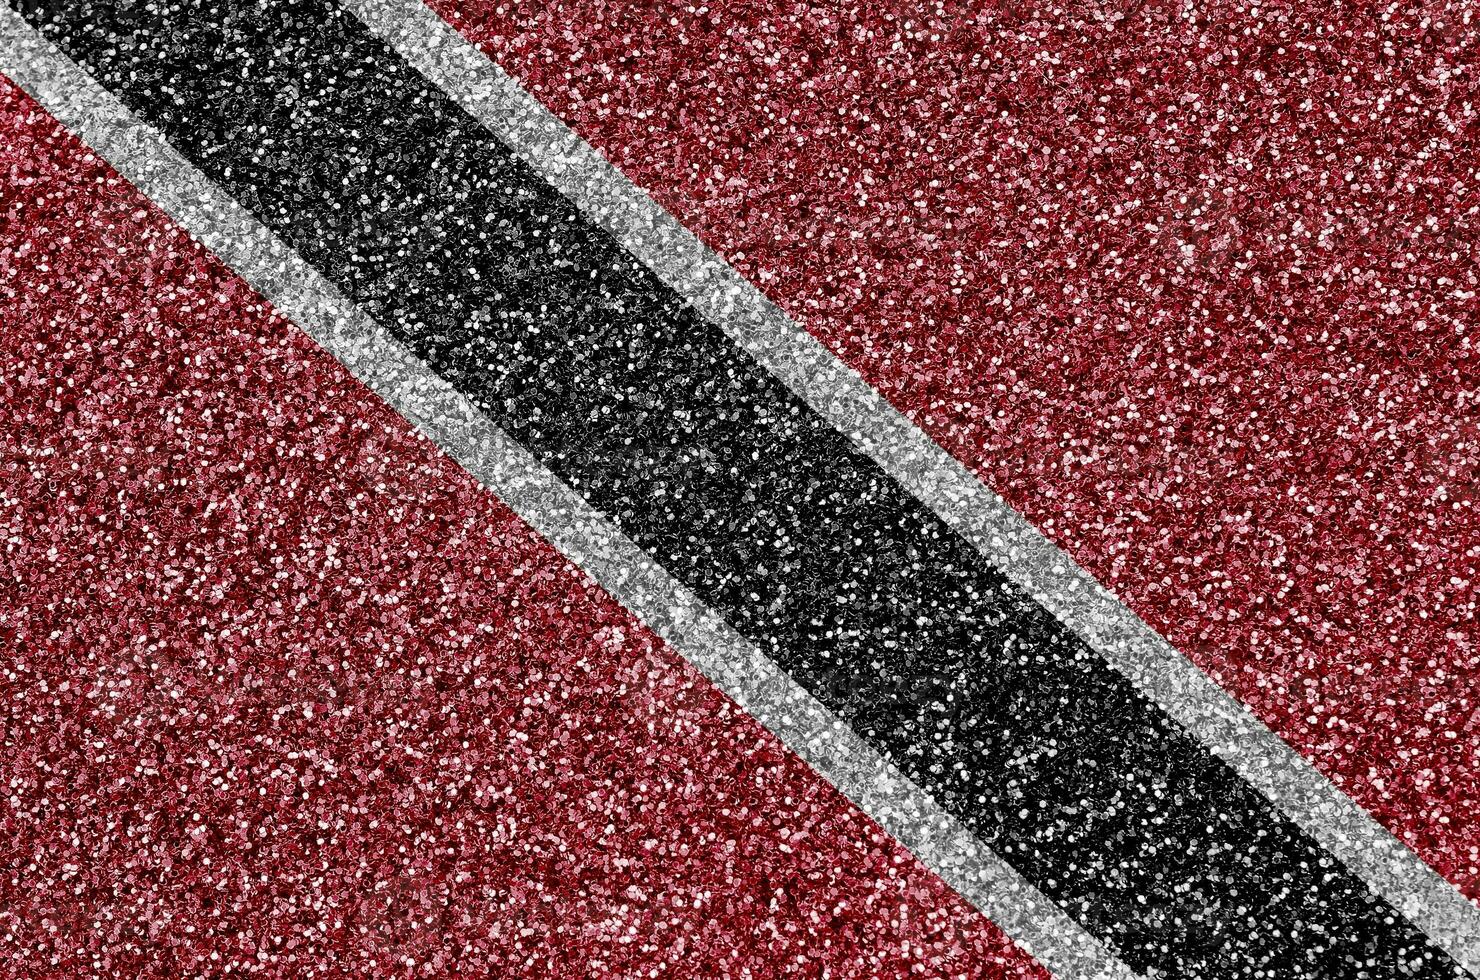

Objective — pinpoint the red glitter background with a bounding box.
[0,80,1045,978]
[430,0,1480,896]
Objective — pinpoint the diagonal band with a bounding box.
[341,0,1480,974]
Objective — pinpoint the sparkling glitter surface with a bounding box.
[429,0,1480,896]
[3,0,1479,976]
[0,80,1046,978]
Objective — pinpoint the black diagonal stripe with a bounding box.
[20,2,1462,976]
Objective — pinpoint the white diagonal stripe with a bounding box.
[0,8,1142,979]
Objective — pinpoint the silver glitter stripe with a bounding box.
[0,10,1142,980]
[340,0,1480,972]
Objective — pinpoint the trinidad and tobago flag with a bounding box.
[2,2,1477,977]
